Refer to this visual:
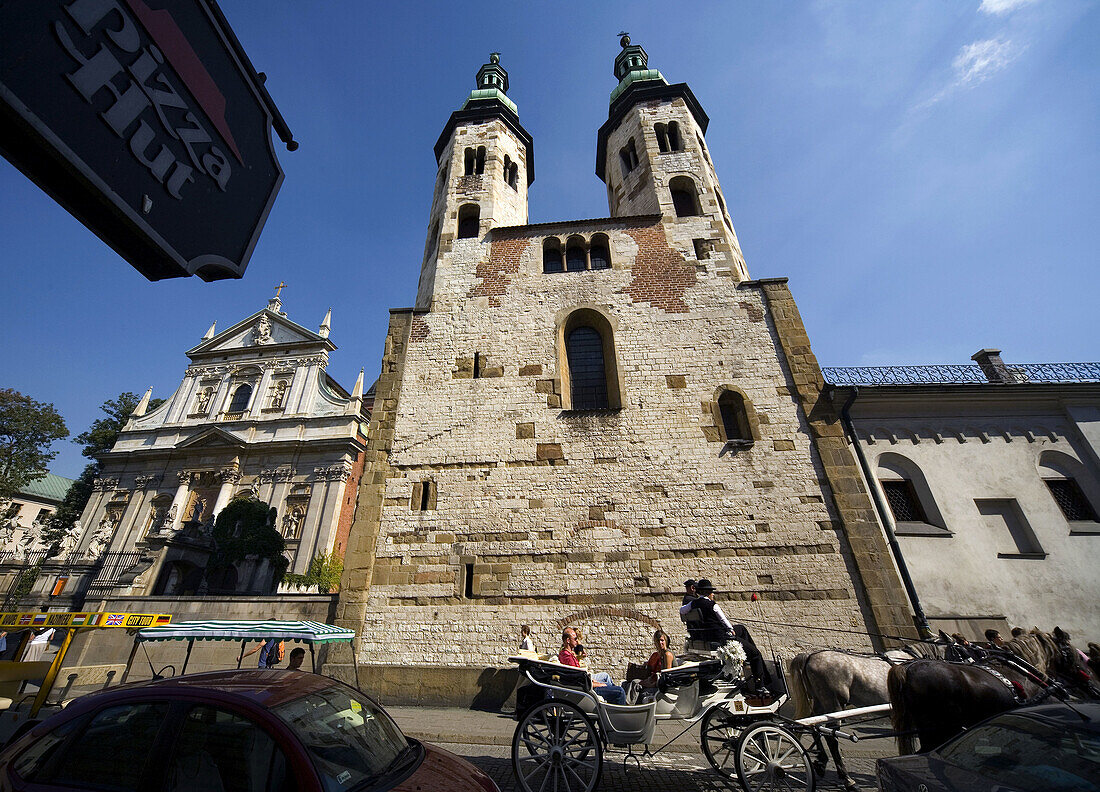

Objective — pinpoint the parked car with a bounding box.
[877,701,1100,792]
[0,670,499,792]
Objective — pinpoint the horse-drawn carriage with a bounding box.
[509,643,890,792]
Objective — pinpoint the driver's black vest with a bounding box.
[689,597,729,640]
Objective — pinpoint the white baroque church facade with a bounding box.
[49,293,368,609]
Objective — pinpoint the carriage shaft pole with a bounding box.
[797,702,892,727]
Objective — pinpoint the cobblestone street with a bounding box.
[436,741,885,792]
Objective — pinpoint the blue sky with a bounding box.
[2,0,1097,479]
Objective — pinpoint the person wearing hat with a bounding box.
[679,578,698,622]
[679,579,774,697]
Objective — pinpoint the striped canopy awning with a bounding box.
[136,620,355,644]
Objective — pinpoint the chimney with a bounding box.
[971,349,1015,383]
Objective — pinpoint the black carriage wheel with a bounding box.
[735,721,814,792]
[700,705,746,780]
[512,700,603,792]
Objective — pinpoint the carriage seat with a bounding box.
[656,659,723,695]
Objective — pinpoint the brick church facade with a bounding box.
[335,41,916,702]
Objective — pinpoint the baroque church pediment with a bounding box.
[187,309,331,357]
[175,426,247,450]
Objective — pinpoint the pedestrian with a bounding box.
[984,628,1005,648]
[519,624,535,653]
[22,627,54,662]
[239,637,284,668]
[286,647,306,671]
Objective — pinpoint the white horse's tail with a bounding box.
[787,653,814,719]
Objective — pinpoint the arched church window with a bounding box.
[475,146,486,175]
[228,384,252,413]
[457,204,480,239]
[504,155,519,189]
[717,390,752,442]
[1039,451,1100,524]
[670,176,701,217]
[619,138,639,178]
[566,238,587,272]
[464,147,475,176]
[543,238,564,273]
[566,326,609,410]
[589,235,611,270]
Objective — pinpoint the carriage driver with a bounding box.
[679,579,776,697]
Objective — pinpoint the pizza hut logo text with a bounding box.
[54,0,237,201]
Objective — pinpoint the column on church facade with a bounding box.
[210,373,232,419]
[166,373,198,423]
[292,475,330,574]
[167,471,190,530]
[283,365,309,417]
[211,469,240,518]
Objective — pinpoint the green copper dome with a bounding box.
[610,34,666,105]
[462,52,518,116]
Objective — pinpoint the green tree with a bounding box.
[283,550,343,593]
[46,392,162,542]
[0,388,68,503]
[210,497,288,589]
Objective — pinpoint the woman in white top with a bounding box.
[519,624,535,652]
[23,627,54,662]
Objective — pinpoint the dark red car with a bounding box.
[0,670,498,792]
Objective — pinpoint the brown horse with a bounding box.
[888,628,1095,754]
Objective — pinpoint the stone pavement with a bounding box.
[386,707,895,791]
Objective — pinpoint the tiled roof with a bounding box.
[19,473,75,503]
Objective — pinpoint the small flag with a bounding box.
[155,615,171,625]
[17,614,32,625]
[71,614,88,626]
[32,614,47,626]
[105,614,125,626]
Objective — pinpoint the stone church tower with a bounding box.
[336,42,916,703]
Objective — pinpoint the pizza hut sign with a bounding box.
[0,0,295,280]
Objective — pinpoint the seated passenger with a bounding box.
[627,629,676,703]
[679,579,775,696]
[558,627,626,705]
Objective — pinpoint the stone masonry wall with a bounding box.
[338,217,897,695]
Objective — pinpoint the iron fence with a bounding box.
[822,362,1100,387]
[84,551,148,598]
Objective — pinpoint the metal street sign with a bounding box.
[0,0,295,281]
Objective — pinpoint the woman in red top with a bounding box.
[634,629,675,701]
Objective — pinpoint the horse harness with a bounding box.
[976,663,1030,704]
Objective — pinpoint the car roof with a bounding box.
[116,669,340,709]
[992,701,1100,731]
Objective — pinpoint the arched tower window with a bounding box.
[227,384,252,414]
[589,234,611,270]
[566,236,587,272]
[667,121,682,151]
[560,309,622,410]
[464,147,475,176]
[619,138,639,177]
[669,176,701,217]
[655,123,669,153]
[457,204,480,239]
[475,146,486,175]
[566,327,608,409]
[718,391,751,442]
[504,155,518,189]
[543,238,564,273]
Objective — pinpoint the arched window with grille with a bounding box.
[669,176,700,217]
[876,453,949,535]
[565,237,587,272]
[560,309,622,410]
[227,384,252,414]
[543,238,564,273]
[566,327,608,409]
[457,204,480,239]
[589,234,611,270]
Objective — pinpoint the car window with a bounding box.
[165,705,294,792]
[31,702,169,791]
[271,685,409,792]
[940,713,1100,792]
[12,715,86,779]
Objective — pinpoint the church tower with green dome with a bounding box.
[597,34,747,280]
[415,53,533,309]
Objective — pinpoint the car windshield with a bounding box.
[271,684,411,792]
[939,712,1100,792]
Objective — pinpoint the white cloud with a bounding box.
[952,38,1019,86]
[979,0,1039,15]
